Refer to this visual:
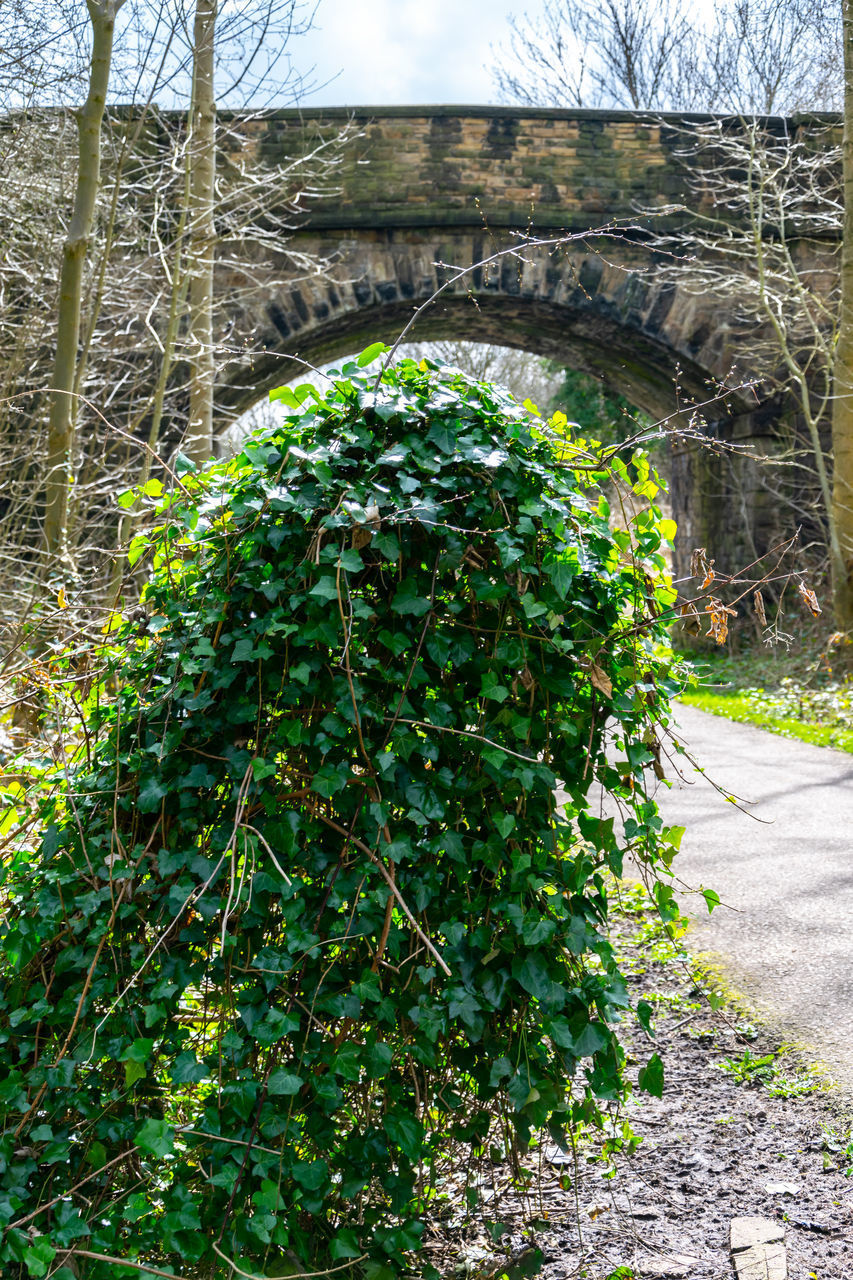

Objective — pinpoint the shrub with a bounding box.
[0,352,681,1278]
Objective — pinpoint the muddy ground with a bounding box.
[426,894,853,1280]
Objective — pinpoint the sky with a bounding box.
[290,0,518,107]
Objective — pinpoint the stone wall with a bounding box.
[219,104,838,232]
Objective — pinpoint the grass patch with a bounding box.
[678,688,853,753]
[676,636,853,752]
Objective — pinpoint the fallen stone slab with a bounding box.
[730,1216,787,1280]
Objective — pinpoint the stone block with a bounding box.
[730,1218,784,1250]
[730,1217,787,1280]
[732,1242,787,1280]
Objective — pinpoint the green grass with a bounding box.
[679,689,853,753]
[675,631,853,753]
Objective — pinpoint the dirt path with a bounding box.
[656,701,853,1089]
[441,890,853,1280]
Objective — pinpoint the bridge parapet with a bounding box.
[218,104,840,234]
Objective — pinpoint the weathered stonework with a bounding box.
[203,105,839,576]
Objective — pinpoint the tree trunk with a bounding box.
[185,0,217,468]
[44,0,122,566]
[832,0,853,629]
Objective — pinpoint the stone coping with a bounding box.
[98,103,841,127]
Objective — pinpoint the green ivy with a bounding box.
[0,352,681,1278]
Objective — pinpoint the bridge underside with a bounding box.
[217,232,757,425]
[213,230,788,581]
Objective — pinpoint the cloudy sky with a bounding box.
[290,0,519,107]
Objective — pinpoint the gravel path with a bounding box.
[657,701,853,1089]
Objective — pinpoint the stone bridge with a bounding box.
[209,105,839,573]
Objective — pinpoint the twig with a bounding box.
[309,809,451,976]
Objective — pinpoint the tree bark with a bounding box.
[45,0,123,565]
[832,0,853,629]
[185,0,217,468]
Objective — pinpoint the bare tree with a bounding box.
[185,0,217,466]
[492,0,692,110]
[0,0,357,715]
[832,0,853,628]
[683,0,841,114]
[493,0,849,619]
[650,118,841,567]
[492,0,840,114]
[45,1,126,568]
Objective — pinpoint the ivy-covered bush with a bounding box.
[0,352,682,1279]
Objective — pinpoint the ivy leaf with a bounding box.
[447,989,483,1029]
[171,1052,209,1084]
[573,1021,610,1058]
[135,1118,174,1159]
[124,1059,146,1088]
[702,887,721,913]
[427,421,456,453]
[121,1037,155,1063]
[137,775,168,813]
[267,1069,303,1096]
[515,956,552,1002]
[384,1110,424,1161]
[311,761,350,798]
[636,1000,654,1037]
[309,575,341,601]
[480,672,510,703]
[293,1158,329,1190]
[22,1239,56,1278]
[638,1052,665,1098]
[251,759,278,783]
[546,559,574,598]
[174,450,197,473]
[367,1042,393,1078]
[357,341,387,366]
[329,1229,363,1260]
[338,548,364,572]
[391,579,432,616]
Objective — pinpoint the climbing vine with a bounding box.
[0,351,682,1278]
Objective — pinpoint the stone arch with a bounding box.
[216,233,779,580]
[217,234,754,429]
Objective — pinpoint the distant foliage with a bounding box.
[549,367,653,452]
[0,353,681,1278]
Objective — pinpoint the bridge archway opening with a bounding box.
[221,287,733,438]
[226,331,656,462]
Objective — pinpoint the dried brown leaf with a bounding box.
[706,597,737,646]
[753,589,767,628]
[690,547,708,578]
[797,581,821,617]
[679,600,702,636]
[590,663,613,699]
[351,525,373,550]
